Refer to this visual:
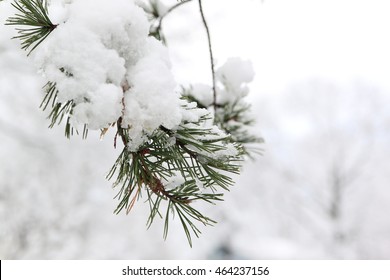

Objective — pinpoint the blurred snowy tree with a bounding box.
[244,80,390,258]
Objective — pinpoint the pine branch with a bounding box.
[215,100,264,157]
[6,0,57,55]
[183,89,263,157]
[41,82,88,139]
[5,0,258,246]
[107,103,242,246]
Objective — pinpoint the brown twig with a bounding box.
[138,153,191,204]
[198,0,217,111]
[114,80,131,147]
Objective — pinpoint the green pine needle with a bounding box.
[40,82,88,139]
[108,104,242,246]
[6,0,57,55]
[183,88,264,157]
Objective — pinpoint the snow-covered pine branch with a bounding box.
[184,58,264,156]
[5,0,261,245]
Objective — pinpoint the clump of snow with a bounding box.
[213,143,239,159]
[191,83,213,107]
[72,84,123,130]
[122,38,181,150]
[33,0,182,150]
[189,57,255,106]
[216,57,255,91]
[196,126,229,141]
[163,173,186,191]
[216,57,255,104]
[47,0,70,24]
[165,136,176,148]
[136,0,169,17]
[180,100,209,123]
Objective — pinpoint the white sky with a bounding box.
[254,0,390,92]
[165,0,390,94]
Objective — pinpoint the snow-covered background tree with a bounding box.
[1,0,390,259]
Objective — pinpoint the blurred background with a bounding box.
[1,0,390,259]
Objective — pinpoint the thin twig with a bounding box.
[198,0,217,111]
[158,0,194,27]
[116,79,130,147]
